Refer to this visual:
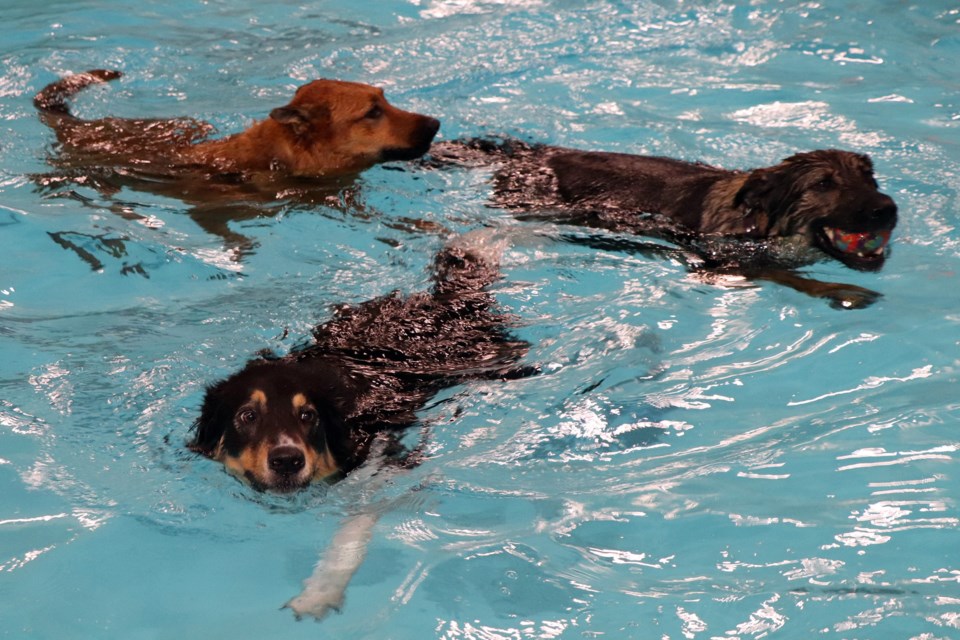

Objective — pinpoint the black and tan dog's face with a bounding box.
[269,79,441,175]
[736,149,898,271]
[191,360,348,493]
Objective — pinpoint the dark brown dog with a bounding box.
[429,139,898,308]
[35,69,440,177]
[189,235,530,493]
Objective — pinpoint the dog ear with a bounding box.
[733,166,796,222]
[270,105,329,137]
[733,169,771,212]
[189,380,231,457]
[270,106,309,134]
[312,395,350,461]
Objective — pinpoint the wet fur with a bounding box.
[35,69,440,178]
[34,70,440,255]
[189,239,530,492]
[428,138,898,308]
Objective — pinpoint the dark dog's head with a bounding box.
[734,150,897,270]
[268,79,440,176]
[190,359,354,492]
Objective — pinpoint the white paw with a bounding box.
[284,586,345,621]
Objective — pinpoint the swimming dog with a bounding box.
[35,69,440,178]
[34,70,440,255]
[428,139,897,308]
[189,234,529,618]
[189,235,529,492]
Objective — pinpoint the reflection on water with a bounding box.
[1,0,960,637]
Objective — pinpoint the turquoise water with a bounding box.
[2,1,959,637]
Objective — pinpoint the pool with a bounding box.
[2,0,959,637]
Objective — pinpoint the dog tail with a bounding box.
[433,229,509,294]
[34,69,123,117]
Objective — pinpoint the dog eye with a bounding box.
[237,409,257,425]
[299,409,318,424]
[813,177,835,191]
[363,105,383,120]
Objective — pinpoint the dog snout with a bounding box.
[268,445,306,475]
[410,115,440,149]
[870,194,898,227]
[421,116,441,140]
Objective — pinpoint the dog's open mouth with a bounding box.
[820,226,891,269]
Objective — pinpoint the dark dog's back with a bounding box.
[429,138,733,234]
[191,234,530,489]
[309,237,530,429]
[545,151,730,233]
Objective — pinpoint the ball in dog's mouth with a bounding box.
[821,226,891,267]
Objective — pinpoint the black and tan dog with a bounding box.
[428,139,898,308]
[33,70,440,254]
[189,236,529,618]
[189,235,529,493]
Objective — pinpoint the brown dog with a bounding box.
[33,70,440,260]
[429,139,898,308]
[35,69,440,177]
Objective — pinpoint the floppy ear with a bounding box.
[733,165,798,221]
[311,395,351,464]
[189,380,231,457]
[269,105,329,137]
[733,169,772,211]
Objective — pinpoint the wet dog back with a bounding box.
[190,234,530,492]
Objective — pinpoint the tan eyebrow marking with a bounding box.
[248,389,268,412]
[292,393,310,412]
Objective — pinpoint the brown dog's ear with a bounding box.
[269,106,309,134]
[269,105,329,137]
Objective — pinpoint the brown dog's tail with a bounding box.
[34,69,123,117]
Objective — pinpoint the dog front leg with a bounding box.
[750,268,882,309]
[285,510,379,620]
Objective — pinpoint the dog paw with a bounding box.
[822,284,882,310]
[284,587,345,621]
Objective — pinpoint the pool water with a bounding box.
[2,1,959,637]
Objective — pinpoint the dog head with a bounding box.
[734,150,897,270]
[268,79,440,176]
[190,359,354,492]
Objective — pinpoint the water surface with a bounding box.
[1,1,959,638]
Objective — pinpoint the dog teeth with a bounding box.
[857,245,885,258]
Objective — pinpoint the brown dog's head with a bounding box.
[267,79,440,176]
[734,150,897,270]
[190,359,355,492]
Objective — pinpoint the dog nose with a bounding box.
[268,446,305,475]
[422,116,440,139]
[870,195,898,226]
